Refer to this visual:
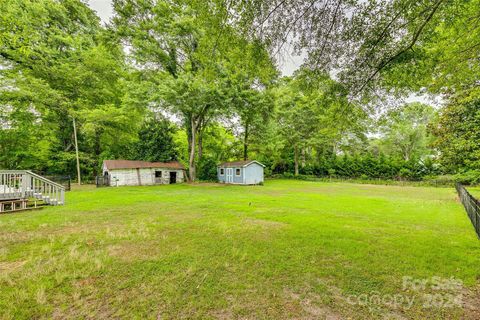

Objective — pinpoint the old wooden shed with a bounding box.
[102,160,185,186]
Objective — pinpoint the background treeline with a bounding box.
[272,156,439,181]
[1,0,479,184]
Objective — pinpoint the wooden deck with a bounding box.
[0,185,23,201]
[0,171,65,212]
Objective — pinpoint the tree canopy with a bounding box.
[1,0,478,183]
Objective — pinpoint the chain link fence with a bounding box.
[44,175,71,191]
[455,183,480,238]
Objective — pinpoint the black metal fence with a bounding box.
[95,176,110,188]
[45,175,71,191]
[455,183,480,238]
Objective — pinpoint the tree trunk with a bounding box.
[402,145,410,161]
[189,118,197,182]
[243,122,249,161]
[72,117,81,186]
[196,116,207,162]
[294,145,299,176]
[301,148,306,168]
[93,128,102,177]
[197,132,203,161]
[187,120,193,157]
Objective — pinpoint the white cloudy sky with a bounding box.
[87,0,304,76]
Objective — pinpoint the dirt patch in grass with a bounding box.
[284,288,343,320]
[107,241,160,262]
[75,276,99,287]
[243,217,286,229]
[239,217,287,242]
[462,285,480,320]
[52,302,118,320]
[0,260,26,274]
[208,309,235,319]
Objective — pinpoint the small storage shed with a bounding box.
[218,160,265,185]
[102,160,185,186]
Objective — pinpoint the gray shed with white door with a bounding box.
[218,160,265,185]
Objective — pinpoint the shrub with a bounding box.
[422,175,456,186]
[279,154,442,181]
[197,157,218,181]
[328,168,336,177]
[398,168,412,180]
[454,170,480,185]
[283,172,294,179]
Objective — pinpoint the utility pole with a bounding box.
[72,116,81,186]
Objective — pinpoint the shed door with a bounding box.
[155,170,162,184]
[226,168,233,183]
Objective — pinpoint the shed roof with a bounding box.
[103,160,185,170]
[218,160,265,168]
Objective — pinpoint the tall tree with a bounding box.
[430,96,480,172]
[273,77,317,175]
[376,103,435,161]
[0,0,99,172]
[112,0,275,181]
[232,87,273,160]
[133,115,178,162]
[271,68,366,175]
[0,0,134,176]
[233,0,477,98]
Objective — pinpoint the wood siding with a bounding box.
[107,168,184,186]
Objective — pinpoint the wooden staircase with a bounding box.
[0,170,65,213]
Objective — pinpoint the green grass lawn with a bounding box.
[467,187,480,200]
[1,180,479,319]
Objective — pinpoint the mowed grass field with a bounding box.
[1,180,480,319]
[467,187,480,199]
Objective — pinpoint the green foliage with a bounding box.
[430,96,480,172]
[375,102,436,161]
[452,171,480,186]
[379,0,480,99]
[0,0,138,177]
[271,154,440,181]
[197,156,218,181]
[231,84,274,160]
[423,171,480,186]
[269,69,366,175]
[111,0,276,181]
[132,115,178,162]
[328,169,336,177]
[0,0,477,183]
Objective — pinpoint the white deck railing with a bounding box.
[0,170,65,205]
